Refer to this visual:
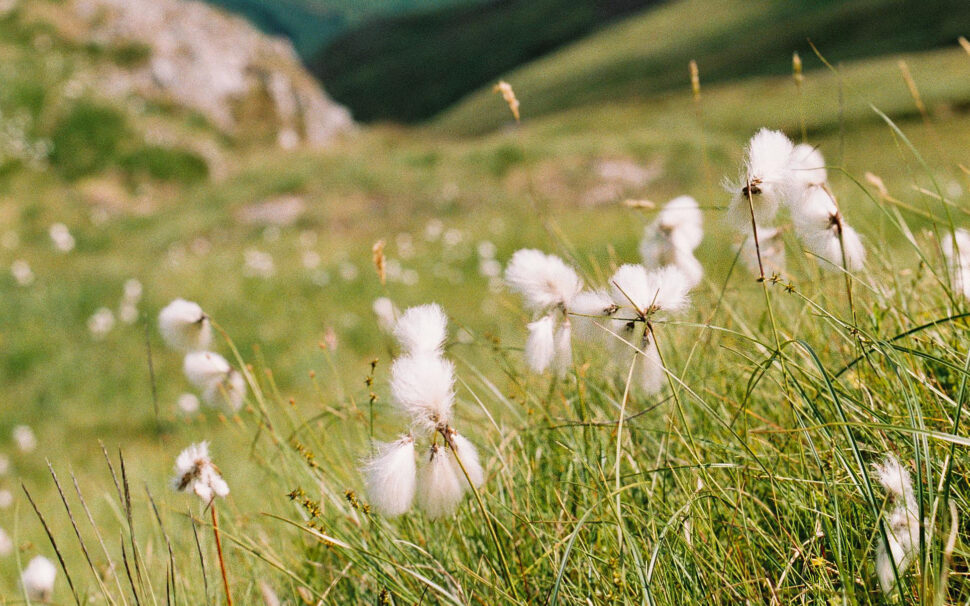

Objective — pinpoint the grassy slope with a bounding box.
[3,8,970,602]
[434,0,970,135]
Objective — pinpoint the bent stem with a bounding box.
[211,503,233,606]
[744,181,766,282]
[441,428,520,602]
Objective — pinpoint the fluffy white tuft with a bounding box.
[172,441,230,502]
[390,354,455,431]
[183,351,231,390]
[203,369,246,411]
[610,264,691,317]
[569,289,616,343]
[874,455,921,594]
[726,129,796,228]
[789,143,827,188]
[0,526,11,556]
[525,315,556,373]
[21,555,57,602]
[633,334,665,394]
[553,320,573,376]
[449,431,484,488]
[504,249,583,312]
[792,186,865,272]
[158,298,212,352]
[640,195,704,268]
[362,436,417,517]
[394,303,447,356]
[416,444,466,519]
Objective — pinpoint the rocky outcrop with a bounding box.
[73,0,353,147]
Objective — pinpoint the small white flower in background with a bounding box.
[118,302,139,325]
[363,304,484,519]
[873,455,922,594]
[172,441,229,503]
[0,453,9,474]
[183,351,246,411]
[177,393,200,414]
[338,261,358,281]
[87,307,115,339]
[362,435,417,517]
[477,240,497,259]
[11,259,33,286]
[416,444,465,519]
[396,232,415,259]
[13,425,36,453]
[741,225,786,277]
[372,297,400,334]
[302,250,321,270]
[0,489,12,509]
[48,222,75,252]
[424,219,444,242]
[443,228,464,248]
[478,258,502,278]
[726,128,796,229]
[21,555,57,602]
[123,278,143,302]
[1,230,18,250]
[789,143,827,189]
[299,230,318,247]
[0,527,12,555]
[791,185,865,271]
[158,299,212,352]
[243,248,275,278]
[942,228,970,299]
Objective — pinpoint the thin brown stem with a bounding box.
[211,503,233,606]
[744,183,766,281]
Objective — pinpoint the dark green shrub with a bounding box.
[49,102,127,180]
[118,145,209,184]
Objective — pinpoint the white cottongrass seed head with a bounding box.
[390,354,455,432]
[393,303,447,356]
[569,289,617,343]
[610,264,690,318]
[362,435,417,517]
[203,368,246,411]
[159,298,212,351]
[172,441,229,502]
[789,143,827,189]
[21,555,57,601]
[504,249,583,312]
[448,430,484,488]
[741,225,786,276]
[183,351,231,390]
[873,455,921,594]
[13,424,36,453]
[942,228,970,298]
[553,320,572,376]
[372,297,399,334]
[638,337,666,394]
[727,128,796,228]
[525,314,556,373]
[416,443,465,519]
[792,187,865,271]
[640,195,704,268]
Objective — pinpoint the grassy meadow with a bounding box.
[2,5,970,602]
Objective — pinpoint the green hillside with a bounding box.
[309,0,660,122]
[435,0,970,135]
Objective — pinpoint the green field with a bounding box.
[2,0,970,603]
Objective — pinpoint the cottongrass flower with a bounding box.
[48,222,75,252]
[364,303,485,519]
[172,441,229,502]
[726,128,796,228]
[789,143,827,189]
[13,424,36,452]
[873,455,921,594]
[416,444,466,519]
[21,555,57,602]
[183,351,246,411]
[390,354,455,432]
[790,185,865,271]
[87,307,115,339]
[0,453,9,474]
[362,435,417,517]
[393,303,447,356]
[0,489,13,509]
[505,249,585,375]
[569,289,618,343]
[639,195,705,288]
[159,298,212,351]
[941,228,970,298]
